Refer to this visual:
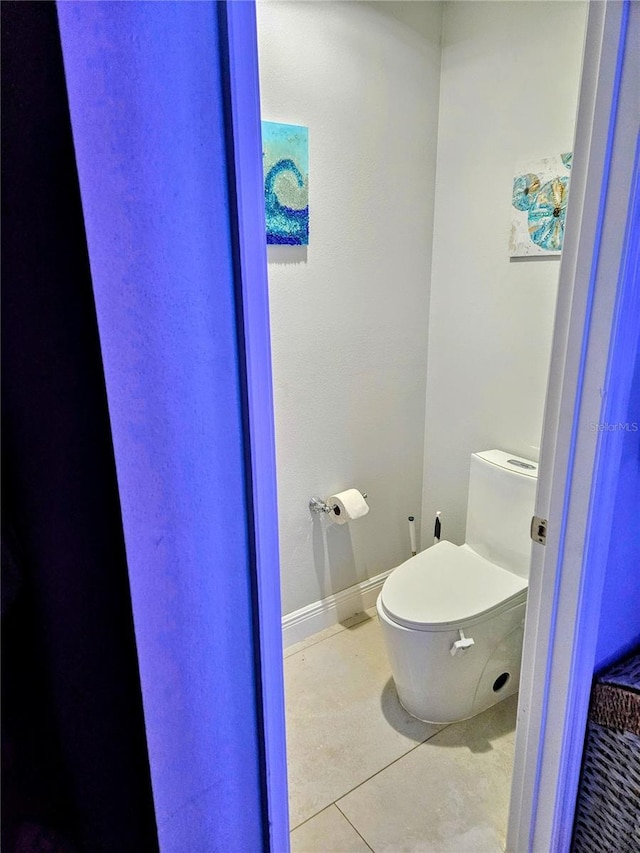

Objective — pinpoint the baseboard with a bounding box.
[282,568,392,648]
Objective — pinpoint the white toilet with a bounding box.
[377,449,538,724]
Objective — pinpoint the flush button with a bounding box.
[508,458,536,471]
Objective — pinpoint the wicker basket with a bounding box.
[571,650,640,852]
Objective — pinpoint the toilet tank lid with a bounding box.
[380,541,527,629]
[474,450,538,478]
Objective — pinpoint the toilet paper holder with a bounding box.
[309,492,367,515]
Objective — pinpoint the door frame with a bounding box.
[220,4,290,851]
[507,1,638,850]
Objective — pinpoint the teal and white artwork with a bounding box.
[261,121,309,245]
[509,153,572,257]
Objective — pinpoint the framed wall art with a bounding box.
[509,153,572,257]
[261,121,309,245]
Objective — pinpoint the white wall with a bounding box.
[256,1,443,615]
[421,1,587,548]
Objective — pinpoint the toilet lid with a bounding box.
[380,541,527,630]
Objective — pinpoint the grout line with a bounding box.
[288,809,322,834]
[283,625,346,659]
[286,624,455,832]
[288,802,376,851]
[329,725,449,808]
[334,802,375,852]
[288,805,335,834]
[289,722,453,832]
[284,611,375,660]
[289,724,455,832]
[286,611,458,836]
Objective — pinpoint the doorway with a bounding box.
[248,4,636,848]
[257,3,586,848]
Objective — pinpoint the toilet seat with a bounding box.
[379,541,527,631]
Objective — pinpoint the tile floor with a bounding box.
[284,609,517,852]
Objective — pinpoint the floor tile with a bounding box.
[290,805,372,853]
[285,621,347,659]
[285,614,443,828]
[337,695,518,852]
[284,610,373,659]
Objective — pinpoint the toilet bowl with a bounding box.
[377,450,537,724]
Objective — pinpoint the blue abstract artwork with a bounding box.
[509,153,572,256]
[261,121,309,245]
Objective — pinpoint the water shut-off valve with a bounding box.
[450,629,475,657]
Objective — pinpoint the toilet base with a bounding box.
[396,684,519,725]
[377,593,526,724]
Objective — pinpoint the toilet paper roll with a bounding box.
[327,489,369,525]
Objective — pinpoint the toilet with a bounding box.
[377,449,538,724]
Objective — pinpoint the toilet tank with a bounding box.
[465,450,538,579]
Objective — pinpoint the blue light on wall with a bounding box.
[57,3,270,849]
[594,134,640,672]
